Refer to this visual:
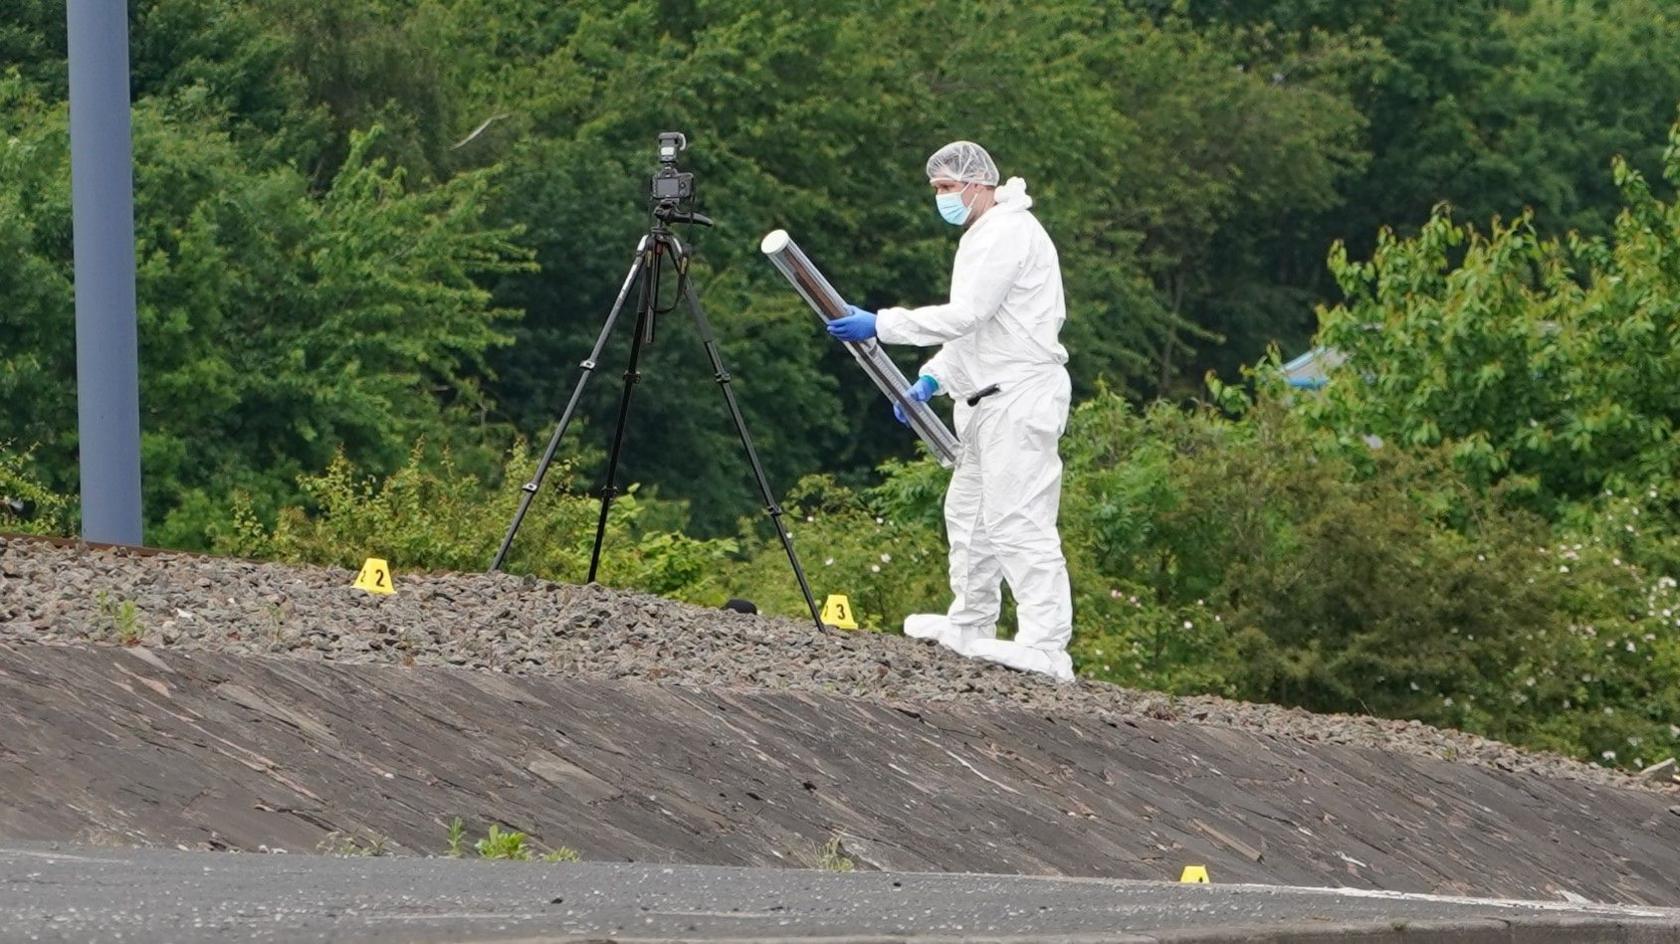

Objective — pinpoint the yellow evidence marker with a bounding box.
[353,557,395,595]
[820,594,858,630]
[1180,865,1210,884]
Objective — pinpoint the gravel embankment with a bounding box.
[0,535,1668,793]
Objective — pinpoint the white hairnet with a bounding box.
[925,140,999,186]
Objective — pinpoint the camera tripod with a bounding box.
[489,207,825,633]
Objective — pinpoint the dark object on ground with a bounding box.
[722,598,758,615]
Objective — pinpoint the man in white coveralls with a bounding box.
[825,140,1075,682]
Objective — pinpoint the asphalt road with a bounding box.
[2,845,1678,943]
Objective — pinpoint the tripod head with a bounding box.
[650,131,712,227]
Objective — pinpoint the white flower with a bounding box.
[1182,620,1193,629]
[1602,750,1618,761]
[879,553,892,563]
[1627,640,1637,652]
[1559,565,1570,574]
[1410,681,1421,691]
[870,564,880,574]
[824,557,835,567]
[1443,696,1454,706]
[874,517,884,525]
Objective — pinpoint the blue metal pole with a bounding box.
[67,0,143,545]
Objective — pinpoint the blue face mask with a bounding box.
[936,188,971,226]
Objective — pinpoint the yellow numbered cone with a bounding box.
[353,558,395,595]
[820,594,858,630]
[1180,865,1210,884]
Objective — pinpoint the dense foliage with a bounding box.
[5,0,1680,768]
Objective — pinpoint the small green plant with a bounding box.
[445,817,466,857]
[812,835,854,872]
[94,591,143,645]
[113,600,141,645]
[474,824,530,861]
[316,830,388,857]
[541,846,580,863]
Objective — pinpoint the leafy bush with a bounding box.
[216,440,736,601]
[1308,129,1680,514]
[0,446,73,536]
[720,471,948,632]
[724,390,1680,771]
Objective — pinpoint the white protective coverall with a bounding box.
[875,176,1075,681]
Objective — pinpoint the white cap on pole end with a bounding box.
[760,229,790,254]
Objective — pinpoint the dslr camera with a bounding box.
[651,131,695,206]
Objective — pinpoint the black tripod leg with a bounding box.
[489,238,650,573]
[675,260,825,633]
[587,262,656,584]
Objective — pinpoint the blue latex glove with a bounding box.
[827,305,878,342]
[893,374,939,425]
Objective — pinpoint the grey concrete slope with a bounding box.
[0,641,1677,908]
[3,846,1679,944]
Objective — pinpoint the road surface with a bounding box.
[1,844,1677,942]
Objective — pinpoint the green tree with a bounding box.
[0,88,530,545]
[444,0,1369,526]
[1307,127,1680,511]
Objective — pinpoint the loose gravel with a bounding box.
[0,535,1669,793]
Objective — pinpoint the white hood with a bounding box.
[993,176,1032,211]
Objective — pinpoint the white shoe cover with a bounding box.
[903,613,948,640]
[964,637,1074,682]
[902,614,994,657]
